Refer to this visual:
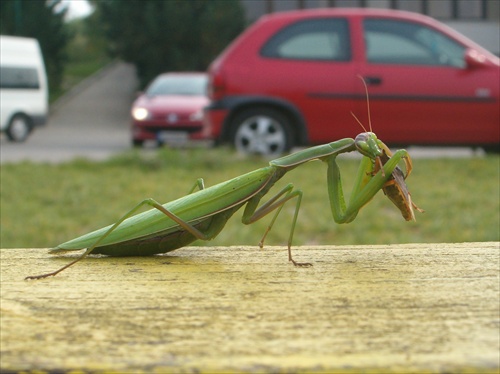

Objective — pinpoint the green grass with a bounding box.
[1,148,499,249]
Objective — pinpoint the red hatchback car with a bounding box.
[131,72,209,147]
[205,8,499,155]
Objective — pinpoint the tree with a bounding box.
[96,0,245,87]
[0,0,72,93]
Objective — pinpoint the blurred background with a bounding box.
[0,0,498,249]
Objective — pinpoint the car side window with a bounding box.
[363,19,466,68]
[0,66,40,89]
[261,18,351,61]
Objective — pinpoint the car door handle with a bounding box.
[363,76,382,86]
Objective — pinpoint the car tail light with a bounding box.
[208,70,225,101]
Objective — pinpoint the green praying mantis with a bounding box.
[26,81,422,280]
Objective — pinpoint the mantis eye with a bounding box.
[357,140,368,151]
[355,132,383,159]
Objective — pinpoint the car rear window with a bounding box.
[261,18,351,61]
[363,18,466,67]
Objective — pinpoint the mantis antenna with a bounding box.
[358,75,373,132]
[350,75,373,133]
[350,75,385,176]
[350,111,367,132]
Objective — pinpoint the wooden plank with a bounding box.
[1,243,499,373]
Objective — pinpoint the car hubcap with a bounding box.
[10,118,30,141]
[235,115,286,155]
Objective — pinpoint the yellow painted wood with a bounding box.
[1,243,499,373]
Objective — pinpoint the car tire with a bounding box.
[6,114,32,142]
[229,107,293,156]
[483,145,500,154]
[132,139,144,147]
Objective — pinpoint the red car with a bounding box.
[131,72,209,147]
[205,8,499,155]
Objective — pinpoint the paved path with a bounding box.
[0,61,138,163]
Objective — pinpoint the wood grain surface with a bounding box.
[1,242,499,373]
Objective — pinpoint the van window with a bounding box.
[261,18,351,61]
[363,19,466,67]
[0,66,40,89]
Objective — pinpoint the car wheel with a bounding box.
[132,139,144,147]
[6,114,32,142]
[483,145,500,154]
[230,108,293,156]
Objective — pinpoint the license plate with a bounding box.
[157,131,189,144]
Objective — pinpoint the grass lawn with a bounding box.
[1,148,499,249]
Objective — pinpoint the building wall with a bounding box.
[240,0,500,55]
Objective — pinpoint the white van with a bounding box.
[0,35,48,141]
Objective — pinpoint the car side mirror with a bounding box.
[464,48,487,69]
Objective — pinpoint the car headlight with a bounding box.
[132,107,149,121]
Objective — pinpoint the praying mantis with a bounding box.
[26,80,422,280]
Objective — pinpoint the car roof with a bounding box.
[254,7,496,59]
[258,7,434,21]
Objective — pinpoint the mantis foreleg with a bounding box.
[327,149,409,224]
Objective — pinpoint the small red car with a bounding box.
[131,72,209,147]
[205,8,499,155]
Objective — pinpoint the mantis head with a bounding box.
[354,132,383,160]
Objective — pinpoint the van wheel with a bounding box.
[6,114,33,142]
[230,108,293,156]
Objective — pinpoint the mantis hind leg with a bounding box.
[25,197,217,280]
[242,184,311,267]
[188,178,205,193]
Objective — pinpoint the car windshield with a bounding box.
[146,75,207,96]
